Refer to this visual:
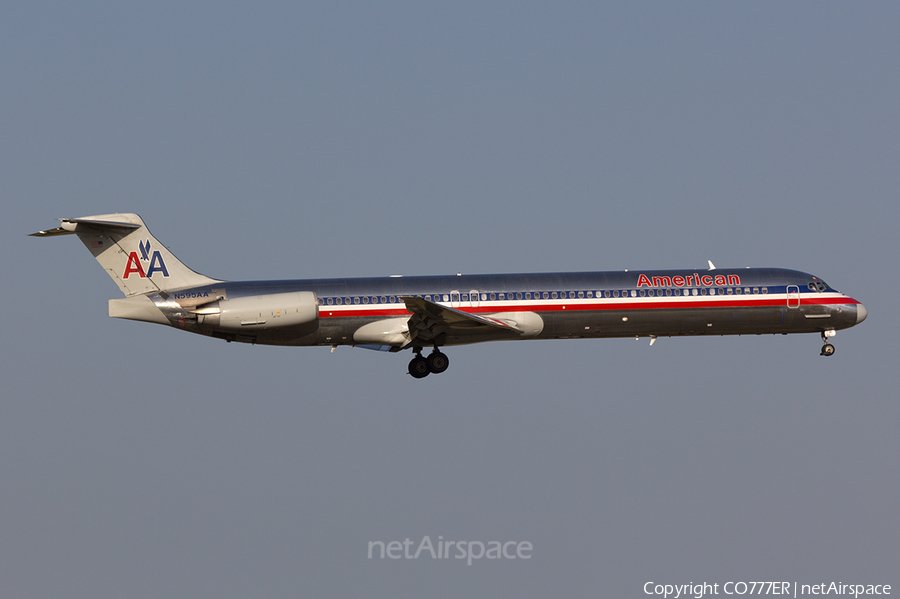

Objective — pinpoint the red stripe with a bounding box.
[319,297,860,319]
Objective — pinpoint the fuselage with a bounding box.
[151,267,866,349]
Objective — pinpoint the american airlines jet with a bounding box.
[32,214,867,378]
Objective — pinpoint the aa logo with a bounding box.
[123,239,169,278]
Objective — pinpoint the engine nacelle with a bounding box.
[196,291,318,331]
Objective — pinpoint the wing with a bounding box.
[399,296,523,343]
[352,297,542,349]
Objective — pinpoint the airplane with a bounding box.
[31,213,867,378]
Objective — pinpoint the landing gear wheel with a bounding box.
[427,351,449,374]
[408,356,430,378]
[821,343,835,356]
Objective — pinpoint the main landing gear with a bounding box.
[820,330,836,356]
[408,346,450,378]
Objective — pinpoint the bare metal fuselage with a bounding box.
[134,269,865,349]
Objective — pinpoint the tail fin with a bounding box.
[30,213,219,296]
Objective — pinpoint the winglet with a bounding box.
[707,260,716,270]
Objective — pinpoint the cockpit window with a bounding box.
[808,281,828,292]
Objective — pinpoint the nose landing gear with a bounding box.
[820,330,836,356]
[408,346,450,378]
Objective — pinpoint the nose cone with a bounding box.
[856,303,868,324]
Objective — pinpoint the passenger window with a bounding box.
[577,291,584,298]
[761,288,767,294]
[353,297,360,304]
[516,292,523,300]
[490,293,496,300]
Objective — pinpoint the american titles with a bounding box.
[637,273,740,288]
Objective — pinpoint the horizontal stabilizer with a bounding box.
[30,218,142,237]
[29,227,74,237]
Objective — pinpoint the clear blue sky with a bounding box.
[2,2,897,597]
